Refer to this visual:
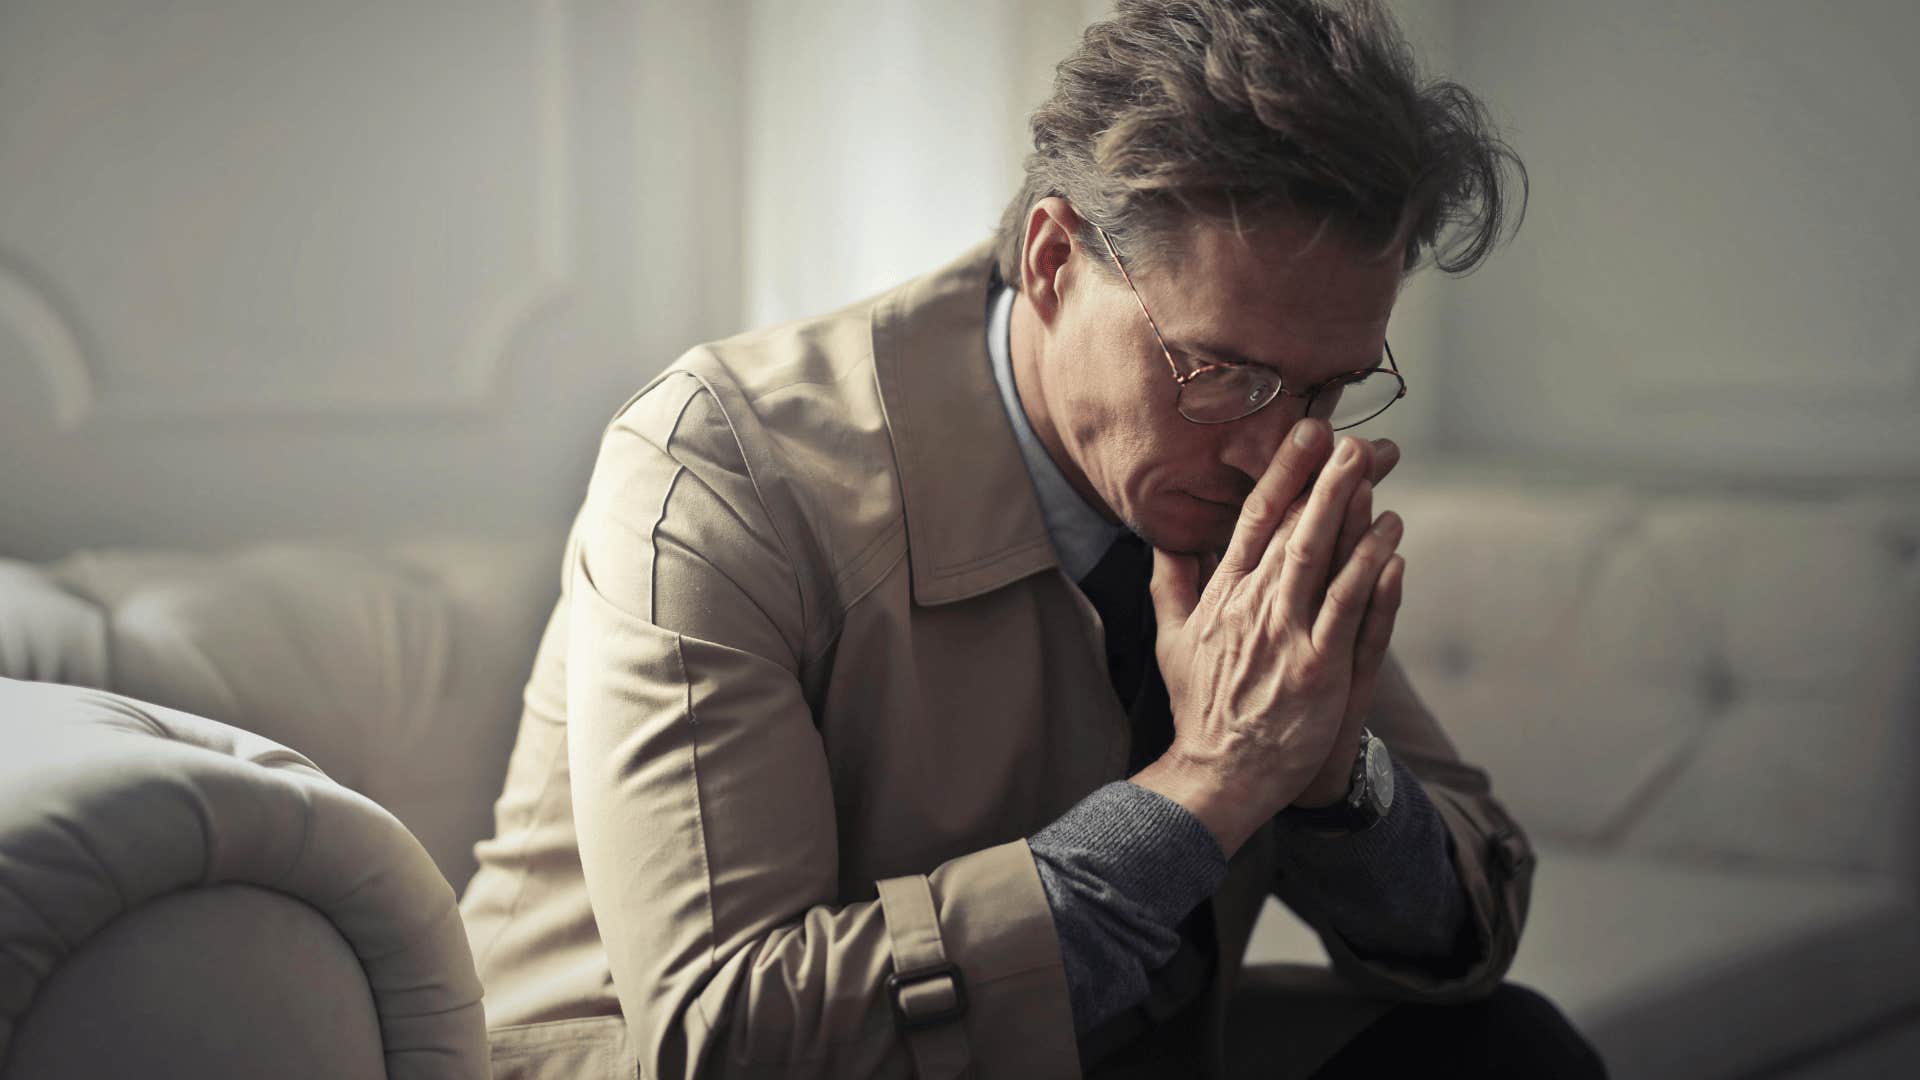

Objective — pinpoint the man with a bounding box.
[461,1,1605,1076]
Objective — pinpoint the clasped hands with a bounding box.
[1132,419,1406,857]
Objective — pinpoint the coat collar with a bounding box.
[872,240,1061,606]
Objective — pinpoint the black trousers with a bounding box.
[1223,974,1608,1079]
[1310,983,1608,1078]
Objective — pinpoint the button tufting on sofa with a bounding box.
[1696,659,1737,712]
[1890,532,1918,565]
[1435,638,1474,678]
[0,537,565,893]
[0,677,490,1078]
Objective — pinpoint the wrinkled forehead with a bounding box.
[1141,215,1404,372]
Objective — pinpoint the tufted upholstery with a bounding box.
[0,535,565,892]
[0,535,562,1078]
[1249,472,1920,1078]
[0,678,489,1078]
[1376,483,1920,880]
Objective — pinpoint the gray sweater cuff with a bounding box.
[1271,757,1472,964]
[1029,780,1227,1034]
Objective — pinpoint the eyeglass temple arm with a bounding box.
[1096,226,1185,384]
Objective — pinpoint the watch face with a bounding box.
[1365,738,1395,811]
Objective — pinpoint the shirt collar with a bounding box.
[985,284,1125,582]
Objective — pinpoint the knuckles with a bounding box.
[1376,575,1406,614]
[1210,597,1257,639]
[1322,581,1363,617]
[1289,650,1331,686]
[1238,492,1282,533]
[1282,536,1319,567]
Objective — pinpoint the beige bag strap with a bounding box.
[875,874,972,1079]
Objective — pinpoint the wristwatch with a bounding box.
[1279,728,1395,836]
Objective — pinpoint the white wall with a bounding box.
[8,1,1910,563]
[1437,0,1920,479]
[0,0,1107,561]
[0,0,751,560]
[1368,0,1460,456]
[739,0,1111,328]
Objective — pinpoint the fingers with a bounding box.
[1149,548,1201,635]
[1272,438,1398,546]
[1319,551,1403,764]
[1329,478,1375,600]
[1368,439,1400,487]
[1313,507,1404,657]
[1269,434,1375,620]
[1217,419,1332,581]
[1345,553,1405,716]
[1218,429,1396,585]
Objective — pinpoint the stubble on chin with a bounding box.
[1127,515,1232,560]
[1109,478,1235,557]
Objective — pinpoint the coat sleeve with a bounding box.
[564,370,1079,1078]
[1269,650,1535,1004]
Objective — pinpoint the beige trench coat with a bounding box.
[459,240,1536,1079]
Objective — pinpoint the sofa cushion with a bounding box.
[44,545,455,793]
[0,559,107,687]
[0,535,562,891]
[1244,845,1920,1079]
[1374,483,1674,845]
[1382,482,1920,879]
[1590,498,1920,879]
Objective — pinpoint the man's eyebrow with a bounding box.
[1165,337,1265,367]
[1168,336,1368,378]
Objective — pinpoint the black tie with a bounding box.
[1075,534,1179,783]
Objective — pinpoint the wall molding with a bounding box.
[3,0,576,429]
[443,0,575,415]
[0,255,93,430]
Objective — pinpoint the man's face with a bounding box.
[1031,213,1404,556]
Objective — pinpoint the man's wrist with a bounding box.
[1278,730,1394,836]
[1130,753,1265,857]
[1290,774,1352,809]
[1291,739,1362,808]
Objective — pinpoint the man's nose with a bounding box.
[1218,399,1308,480]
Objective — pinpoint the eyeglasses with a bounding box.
[1096,225,1407,428]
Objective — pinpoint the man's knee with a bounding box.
[1313,981,1608,1079]
[1417,982,1606,1079]
[1470,983,1608,1078]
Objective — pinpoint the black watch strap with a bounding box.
[1279,729,1388,835]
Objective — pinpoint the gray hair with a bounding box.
[995,0,1526,283]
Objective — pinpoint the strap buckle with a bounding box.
[886,962,969,1032]
[1490,826,1534,877]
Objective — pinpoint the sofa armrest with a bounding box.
[7,884,386,1079]
[0,678,489,1079]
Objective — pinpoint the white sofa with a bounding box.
[0,538,563,1079]
[2,471,1916,1078]
[1251,468,1920,1078]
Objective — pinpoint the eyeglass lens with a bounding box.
[1178,366,1402,428]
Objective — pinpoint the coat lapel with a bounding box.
[871,240,1061,606]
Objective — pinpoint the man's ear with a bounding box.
[1020,197,1084,327]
